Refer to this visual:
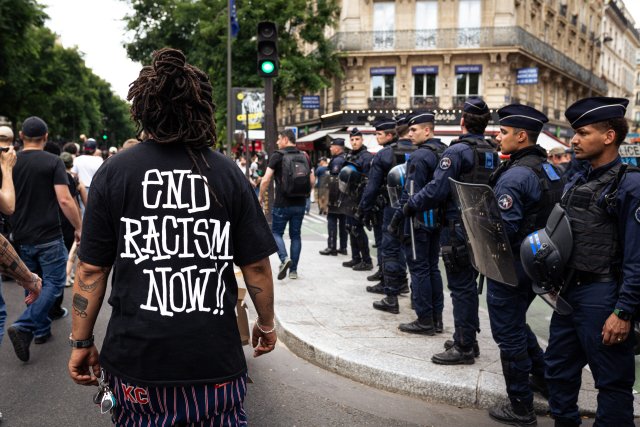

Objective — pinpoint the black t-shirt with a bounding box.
[268,146,310,207]
[11,150,68,244]
[79,140,277,387]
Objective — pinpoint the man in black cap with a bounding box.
[389,111,447,325]
[402,97,498,365]
[485,104,564,425]
[359,117,412,312]
[6,116,82,361]
[542,97,640,427]
[341,128,374,271]
[319,138,348,256]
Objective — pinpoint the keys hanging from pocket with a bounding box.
[93,369,116,415]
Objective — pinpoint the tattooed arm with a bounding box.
[68,261,111,386]
[239,257,276,357]
[0,234,41,303]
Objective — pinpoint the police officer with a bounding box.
[319,138,348,256]
[543,97,640,427]
[342,128,374,271]
[402,97,498,364]
[485,105,562,425]
[358,117,411,312]
[390,111,447,330]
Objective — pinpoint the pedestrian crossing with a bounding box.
[303,212,328,224]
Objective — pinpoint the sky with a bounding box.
[41,0,640,102]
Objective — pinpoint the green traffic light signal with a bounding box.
[260,61,275,74]
[102,134,108,140]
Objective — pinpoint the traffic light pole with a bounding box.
[264,76,275,225]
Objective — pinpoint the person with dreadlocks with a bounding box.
[68,48,278,425]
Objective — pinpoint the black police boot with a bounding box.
[373,295,399,314]
[432,345,475,365]
[366,282,385,294]
[367,269,383,282]
[529,375,549,399]
[433,312,443,333]
[338,248,348,255]
[352,261,374,271]
[553,419,580,427]
[398,317,436,336]
[444,339,480,358]
[342,259,360,268]
[488,400,537,426]
[319,247,338,256]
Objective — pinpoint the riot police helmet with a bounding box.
[338,163,362,195]
[387,164,407,208]
[520,204,573,292]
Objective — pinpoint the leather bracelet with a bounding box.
[69,333,95,348]
[255,318,276,334]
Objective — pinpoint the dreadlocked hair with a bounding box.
[128,47,221,207]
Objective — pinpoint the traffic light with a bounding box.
[257,21,278,77]
[101,130,108,141]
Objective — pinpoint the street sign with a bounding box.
[301,96,320,109]
[516,67,538,85]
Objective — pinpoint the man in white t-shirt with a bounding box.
[71,138,103,192]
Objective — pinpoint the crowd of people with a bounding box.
[306,95,639,427]
[0,44,638,426]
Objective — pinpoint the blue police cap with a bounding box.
[350,127,362,137]
[394,113,410,127]
[373,117,396,131]
[463,97,489,115]
[564,97,629,129]
[408,111,435,126]
[497,104,548,132]
[330,138,345,147]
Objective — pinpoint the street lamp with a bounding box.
[588,34,613,97]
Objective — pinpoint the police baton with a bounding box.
[409,180,417,261]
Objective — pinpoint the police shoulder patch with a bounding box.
[498,194,513,210]
[439,157,452,170]
[635,206,640,224]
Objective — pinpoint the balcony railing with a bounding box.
[368,97,397,110]
[451,96,471,109]
[330,27,607,94]
[411,96,439,109]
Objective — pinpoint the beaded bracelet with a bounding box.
[255,318,276,334]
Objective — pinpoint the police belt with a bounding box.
[570,270,618,286]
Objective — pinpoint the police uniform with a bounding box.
[358,117,412,312]
[320,138,348,256]
[543,97,640,427]
[391,111,447,331]
[343,128,374,270]
[405,97,498,364]
[486,105,562,425]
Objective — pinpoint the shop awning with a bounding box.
[296,127,344,143]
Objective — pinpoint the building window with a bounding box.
[456,73,480,96]
[458,0,481,47]
[637,73,640,85]
[635,92,640,107]
[414,74,437,97]
[373,2,395,50]
[372,75,395,98]
[415,0,438,48]
[635,111,640,123]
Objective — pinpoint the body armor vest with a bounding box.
[491,147,564,243]
[390,141,418,168]
[455,137,498,185]
[560,162,635,274]
[414,140,447,229]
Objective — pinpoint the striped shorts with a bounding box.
[105,371,248,426]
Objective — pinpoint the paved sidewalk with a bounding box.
[269,232,640,416]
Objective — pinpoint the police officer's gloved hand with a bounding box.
[363,213,373,231]
[387,211,403,238]
[402,203,415,217]
[354,208,364,223]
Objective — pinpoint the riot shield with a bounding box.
[449,178,518,287]
[326,175,343,215]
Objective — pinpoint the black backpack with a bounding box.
[277,149,311,197]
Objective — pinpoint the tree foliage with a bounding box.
[0,0,136,146]
[122,0,341,147]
